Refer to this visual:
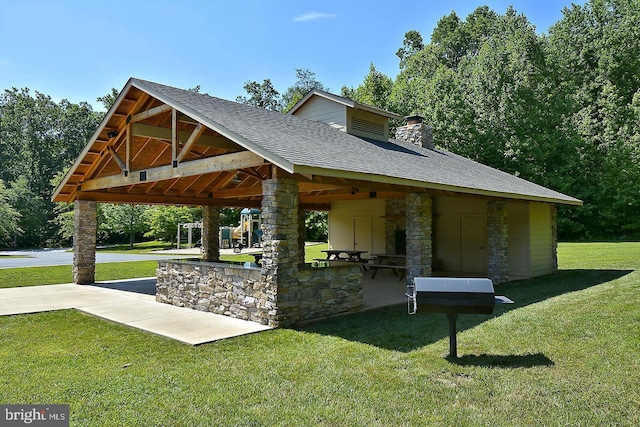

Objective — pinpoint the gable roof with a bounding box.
[286,89,404,120]
[53,78,581,206]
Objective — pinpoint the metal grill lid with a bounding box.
[414,277,494,293]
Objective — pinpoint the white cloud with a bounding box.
[292,11,336,22]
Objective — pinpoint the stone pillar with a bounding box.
[385,198,406,254]
[297,207,306,266]
[73,200,97,285]
[551,204,558,273]
[405,193,432,284]
[261,176,300,327]
[487,200,509,284]
[202,205,220,262]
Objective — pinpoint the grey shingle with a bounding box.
[132,78,581,205]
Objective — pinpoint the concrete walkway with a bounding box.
[0,281,271,345]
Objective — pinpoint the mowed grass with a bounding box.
[0,242,638,426]
[0,243,329,288]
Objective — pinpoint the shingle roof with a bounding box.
[125,78,582,205]
[286,89,404,120]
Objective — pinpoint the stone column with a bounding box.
[297,207,306,266]
[261,176,300,326]
[73,200,97,285]
[405,193,432,284]
[385,198,406,254]
[551,204,558,273]
[487,200,509,284]
[202,205,220,262]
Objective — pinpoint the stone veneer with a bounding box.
[384,198,406,255]
[156,260,362,326]
[487,200,509,284]
[405,193,432,284]
[73,200,97,284]
[394,121,434,149]
[157,175,363,327]
[202,205,220,262]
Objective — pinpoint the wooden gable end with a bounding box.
[53,83,268,207]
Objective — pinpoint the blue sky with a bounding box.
[0,0,582,111]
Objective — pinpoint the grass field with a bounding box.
[0,243,329,288]
[1,242,638,426]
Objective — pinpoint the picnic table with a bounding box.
[369,253,407,281]
[320,249,368,262]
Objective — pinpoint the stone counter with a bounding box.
[156,260,362,327]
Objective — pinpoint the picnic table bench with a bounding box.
[369,254,407,281]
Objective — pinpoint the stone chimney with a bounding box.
[394,115,434,150]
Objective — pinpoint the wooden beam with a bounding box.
[171,108,178,165]
[131,123,239,149]
[300,203,331,211]
[130,104,172,123]
[176,123,205,163]
[107,146,127,173]
[213,186,264,199]
[80,151,266,192]
[125,122,132,172]
[77,191,219,206]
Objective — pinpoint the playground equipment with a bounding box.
[177,208,262,250]
[176,222,202,249]
[219,208,262,250]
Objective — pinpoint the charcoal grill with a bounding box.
[406,277,513,358]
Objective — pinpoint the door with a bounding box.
[353,216,372,254]
[460,215,486,273]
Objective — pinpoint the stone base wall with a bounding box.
[156,261,265,323]
[296,265,363,323]
[157,261,362,327]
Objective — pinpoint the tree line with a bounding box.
[1,0,638,249]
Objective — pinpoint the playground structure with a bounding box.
[178,208,262,250]
[220,208,262,249]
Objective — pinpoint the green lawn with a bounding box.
[1,242,638,426]
[0,243,329,288]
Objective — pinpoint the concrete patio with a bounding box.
[0,274,407,344]
[0,280,271,345]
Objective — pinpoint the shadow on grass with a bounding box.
[448,353,554,368]
[297,269,632,354]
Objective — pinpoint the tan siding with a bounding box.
[433,196,487,272]
[508,201,530,278]
[328,199,385,258]
[292,97,346,131]
[346,109,389,140]
[530,202,552,277]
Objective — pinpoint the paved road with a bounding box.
[0,248,193,269]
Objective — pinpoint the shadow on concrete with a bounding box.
[92,278,157,296]
[297,269,633,353]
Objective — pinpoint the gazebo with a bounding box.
[53,78,582,327]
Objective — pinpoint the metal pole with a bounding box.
[447,313,458,358]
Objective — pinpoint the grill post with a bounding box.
[447,313,458,358]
